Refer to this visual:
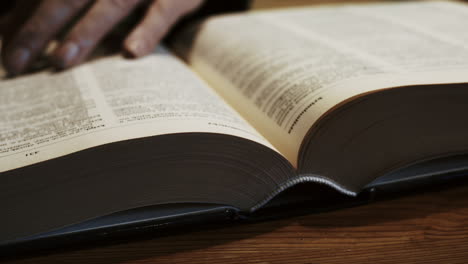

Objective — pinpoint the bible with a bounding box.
[1,0,468,249]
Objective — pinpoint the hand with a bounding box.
[0,0,204,76]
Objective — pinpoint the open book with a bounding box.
[2,0,468,245]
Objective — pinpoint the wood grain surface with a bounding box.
[5,1,468,263]
[5,184,468,264]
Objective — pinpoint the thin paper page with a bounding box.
[0,49,271,172]
[188,0,468,166]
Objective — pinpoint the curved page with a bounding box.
[188,0,468,167]
[0,48,274,172]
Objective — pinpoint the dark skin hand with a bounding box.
[0,0,204,76]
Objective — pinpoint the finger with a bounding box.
[1,1,41,50]
[124,0,204,57]
[2,0,92,75]
[1,0,41,76]
[51,0,144,69]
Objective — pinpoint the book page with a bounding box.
[188,0,468,167]
[0,48,273,172]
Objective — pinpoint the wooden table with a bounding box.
[6,184,468,264]
[5,1,468,263]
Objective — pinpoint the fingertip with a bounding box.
[50,41,80,70]
[123,37,154,58]
[2,46,31,76]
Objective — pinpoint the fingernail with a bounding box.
[52,42,80,69]
[7,48,30,75]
